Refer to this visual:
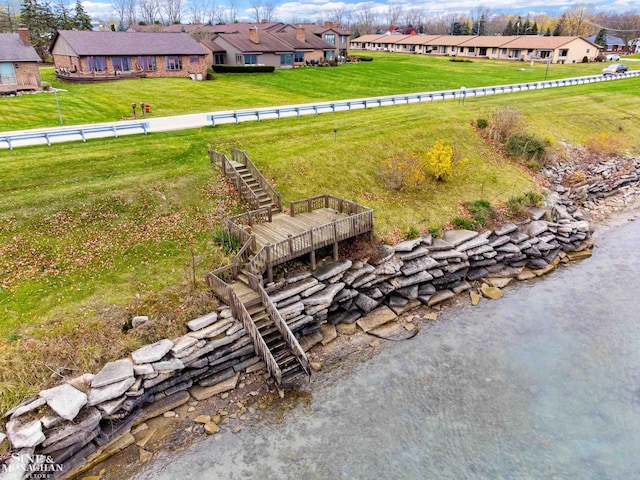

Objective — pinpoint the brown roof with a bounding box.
[502,36,597,49]
[213,31,293,54]
[427,35,472,46]
[300,24,351,36]
[200,39,226,53]
[0,33,41,62]
[460,36,513,47]
[351,34,387,43]
[53,30,207,56]
[396,35,442,45]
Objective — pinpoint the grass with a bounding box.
[1,51,614,131]
[0,61,639,413]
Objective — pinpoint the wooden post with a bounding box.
[248,211,253,227]
[324,195,329,208]
[309,230,316,270]
[333,223,339,261]
[290,201,295,217]
[268,207,272,222]
[266,245,273,283]
[307,198,312,213]
[288,234,293,256]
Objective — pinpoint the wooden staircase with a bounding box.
[232,272,309,386]
[230,161,278,213]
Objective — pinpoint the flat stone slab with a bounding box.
[39,384,87,421]
[131,339,174,365]
[6,418,45,449]
[171,335,199,355]
[92,359,134,388]
[41,407,101,448]
[313,260,352,281]
[88,376,136,406]
[187,312,218,332]
[357,306,397,333]
[442,229,478,247]
[301,282,345,306]
[400,255,440,276]
[299,331,323,351]
[393,238,423,252]
[369,321,419,341]
[319,324,337,345]
[429,249,464,261]
[494,222,518,236]
[270,277,319,303]
[427,290,455,306]
[7,397,46,419]
[429,238,453,251]
[190,372,240,401]
[526,220,549,237]
[354,293,380,313]
[456,235,489,252]
[152,358,185,373]
[480,285,504,300]
[187,318,233,340]
[395,246,429,261]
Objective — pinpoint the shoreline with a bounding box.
[81,192,640,480]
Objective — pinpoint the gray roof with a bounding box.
[0,33,41,62]
[53,30,207,56]
[585,33,626,46]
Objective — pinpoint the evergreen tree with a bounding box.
[73,0,91,29]
[544,27,551,36]
[460,22,470,35]
[552,23,562,36]
[522,18,531,34]
[594,28,607,47]
[20,0,56,59]
[530,22,538,35]
[514,16,522,34]
[503,19,514,36]
[471,14,486,35]
[55,1,73,29]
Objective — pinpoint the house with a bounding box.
[50,30,208,81]
[351,34,600,63]
[300,21,352,58]
[0,26,42,92]
[585,33,626,53]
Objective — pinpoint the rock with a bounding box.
[300,283,325,297]
[301,282,345,306]
[566,249,593,260]
[517,269,537,281]
[132,316,149,328]
[310,362,323,372]
[356,306,397,333]
[486,277,512,288]
[313,260,352,281]
[369,340,380,347]
[92,359,134,388]
[42,407,101,448]
[139,447,153,462]
[39,384,87,421]
[396,246,429,261]
[0,447,33,480]
[88,376,136,406]
[452,280,472,294]
[131,339,174,365]
[427,290,455,306]
[393,238,423,252]
[187,312,218,332]
[442,229,478,247]
[480,285,504,300]
[195,415,211,424]
[418,283,436,296]
[371,245,395,265]
[7,397,47,419]
[369,321,419,341]
[423,312,439,321]
[336,322,358,335]
[527,220,549,237]
[319,324,337,345]
[429,249,464,261]
[152,358,185,373]
[494,222,518,236]
[455,235,489,252]
[135,391,190,427]
[299,331,323,351]
[270,278,319,303]
[97,396,127,415]
[470,291,482,306]
[204,422,220,435]
[354,293,380,313]
[190,373,240,401]
[6,418,45,449]
[528,207,547,220]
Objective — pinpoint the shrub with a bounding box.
[506,134,546,164]
[428,226,441,238]
[585,132,626,157]
[524,191,543,206]
[378,151,424,190]
[358,55,374,61]
[404,225,420,240]
[489,107,523,142]
[476,118,488,129]
[506,191,543,218]
[466,199,493,226]
[452,217,476,230]
[449,58,472,63]
[206,69,215,80]
[211,226,241,254]
[424,140,468,182]
[582,56,589,63]
[211,65,276,73]
[41,81,52,91]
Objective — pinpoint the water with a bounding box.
[136,218,640,480]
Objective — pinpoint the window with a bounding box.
[235,53,242,64]
[244,54,257,65]
[214,53,225,65]
[492,48,497,54]
[467,47,474,53]
[501,48,507,55]
[280,54,292,66]
[112,56,131,72]
[540,50,551,58]
[527,49,533,55]
[325,51,334,60]
[440,46,447,53]
[340,35,347,44]
[190,56,200,64]
[0,62,16,85]
[137,56,156,71]
[294,51,304,62]
[165,55,182,70]
[479,47,487,56]
[86,56,106,72]
[325,34,335,45]
[559,49,569,57]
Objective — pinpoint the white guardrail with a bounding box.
[1,71,638,150]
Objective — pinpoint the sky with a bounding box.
[83,0,637,26]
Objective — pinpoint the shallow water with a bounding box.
[135,218,640,480]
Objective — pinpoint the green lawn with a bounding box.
[1,51,613,130]
[0,62,639,412]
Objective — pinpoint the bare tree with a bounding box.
[139,0,161,24]
[163,0,181,24]
[562,6,594,36]
[356,4,377,35]
[600,12,640,52]
[225,0,237,23]
[249,0,260,22]
[1,0,21,32]
[386,5,402,28]
[403,8,422,29]
[188,0,205,22]
[262,0,276,22]
[330,6,346,26]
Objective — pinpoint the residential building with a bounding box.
[585,33,627,53]
[0,26,42,92]
[50,30,208,81]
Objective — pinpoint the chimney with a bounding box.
[324,21,334,29]
[18,25,31,46]
[295,26,305,42]
[249,26,259,43]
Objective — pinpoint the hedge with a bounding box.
[211,65,276,73]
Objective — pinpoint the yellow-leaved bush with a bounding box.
[379,140,468,189]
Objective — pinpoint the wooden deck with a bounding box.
[250,208,348,249]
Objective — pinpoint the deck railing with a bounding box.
[205,272,282,385]
[246,271,310,378]
[230,148,283,212]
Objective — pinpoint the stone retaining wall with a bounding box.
[0,204,593,479]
